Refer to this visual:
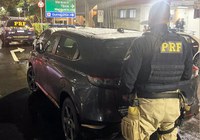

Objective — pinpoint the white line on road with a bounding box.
[10,47,25,62]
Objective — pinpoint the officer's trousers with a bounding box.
[138,98,180,140]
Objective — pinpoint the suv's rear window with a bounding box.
[82,38,133,77]
[104,39,132,58]
[7,20,32,27]
[89,38,132,62]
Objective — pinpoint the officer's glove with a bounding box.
[119,93,139,117]
[122,93,136,106]
[118,94,129,117]
[117,82,135,116]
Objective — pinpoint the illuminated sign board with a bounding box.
[45,0,76,18]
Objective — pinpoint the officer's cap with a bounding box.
[148,0,170,27]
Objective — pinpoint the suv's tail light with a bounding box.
[192,65,199,78]
[87,76,119,88]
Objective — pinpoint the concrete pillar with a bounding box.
[84,0,90,26]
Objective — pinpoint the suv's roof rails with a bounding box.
[49,24,76,28]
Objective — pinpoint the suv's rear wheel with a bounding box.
[61,98,80,140]
[27,66,39,93]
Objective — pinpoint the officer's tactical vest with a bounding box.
[141,32,185,92]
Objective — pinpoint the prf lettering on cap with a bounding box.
[14,21,26,26]
[161,42,182,53]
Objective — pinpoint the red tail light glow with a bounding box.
[87,76,119,88]
[192,65,199,78]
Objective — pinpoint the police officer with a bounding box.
[120,0,193,140]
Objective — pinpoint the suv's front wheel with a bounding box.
[61,98,80,140]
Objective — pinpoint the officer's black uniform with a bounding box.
[120,24,193,97]
[120,1,193,139]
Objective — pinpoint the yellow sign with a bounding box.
[14,21,26,27]
[161,42,182,53]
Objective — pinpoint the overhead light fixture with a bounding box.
[177,6,188,9]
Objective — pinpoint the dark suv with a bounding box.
[27,27,199,139]
[1,17,35,47]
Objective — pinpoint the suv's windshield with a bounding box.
[7,20,32,27]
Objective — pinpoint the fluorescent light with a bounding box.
[177,6,188,9]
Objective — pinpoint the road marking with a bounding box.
[10,47,25,62]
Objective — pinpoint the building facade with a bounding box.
[92,0,200,37]
[74,0,200,37]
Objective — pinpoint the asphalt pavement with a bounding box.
[0,44,64,140]
[0,88,125,140]
[0,88,68,140]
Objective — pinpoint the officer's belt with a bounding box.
[137,90,180,99]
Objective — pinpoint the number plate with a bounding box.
[17,30,24,33]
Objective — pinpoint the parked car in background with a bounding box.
[32,28,59,49]
[27,27,199,139]
[32,26,73,49]
[0,17,35,47]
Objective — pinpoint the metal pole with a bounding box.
[84,0,89,26]
[24,0,27,18]
[84,0,87,26]
[40,7,43,31]
[197,0,200,37]
[199,18,200,37]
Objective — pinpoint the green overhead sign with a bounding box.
[45,0,76,18]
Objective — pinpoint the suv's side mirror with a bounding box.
[36,43,44,53]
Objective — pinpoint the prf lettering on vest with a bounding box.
[161,42,182,53]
